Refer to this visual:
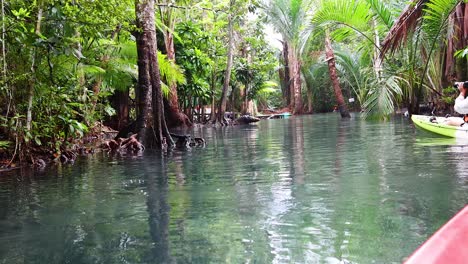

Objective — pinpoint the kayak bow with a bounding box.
[405,206,468,264]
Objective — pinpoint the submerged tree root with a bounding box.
[101,133,145,153]
[170,133,206,149]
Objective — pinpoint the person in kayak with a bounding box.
[445,81,468,126]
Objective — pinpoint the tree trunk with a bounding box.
[109,89,129,131]
[454,3,468,81]
[1,0,11,121]
[373,18,383,80]
[242,83,250,115]
[242,48,252,115]
[161,11,191,128]
[26,7,44,132]
[325,32,350,118]
[89,76,103,123]
[307,89,313,113]
[282,41,291,107]
[210,68,217,122]
[288,44,302,114]
[287,44,302,114]
[216,0,235,125]
[135,0,173,149]
[135,22,153,147]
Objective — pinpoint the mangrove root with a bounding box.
[101,133,145,153]
[170,133,206,149]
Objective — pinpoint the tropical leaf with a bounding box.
[423,0,459,41]
[334,49,368,103]
[80,64,106,76]
[118,41,138,59]
[314,0,371,32]
[365,0,394,29]
[0,141,10,150]
[160,82,170,98]
[261,0,314,54]
[381,0,427,56]
[157,51,186,87]
[313,0,383,53]
[454,47,468,58]
[363,75,403,119]
[253,81,279,99]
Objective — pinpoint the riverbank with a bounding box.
[0,123,119,172]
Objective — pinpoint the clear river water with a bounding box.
[1,114,467,264]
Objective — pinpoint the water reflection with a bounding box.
[145,154,170,263]
[0,115,467,263]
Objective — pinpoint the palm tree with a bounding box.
[313,0,405,119]
[381,0,464,114]
[262,0,314,114]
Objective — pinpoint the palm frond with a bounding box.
[262,0,314,52]
[362,75,403,119]
[314,0,371,32]
[423,0,459,41]
[380,0,427,56]
[313,0,380,50]
[365,0,394,29]
[254,81,279,100]
[76,64,106,84]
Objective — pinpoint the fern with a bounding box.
[157,51,186,87]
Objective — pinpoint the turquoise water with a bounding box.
[1,114,467,263]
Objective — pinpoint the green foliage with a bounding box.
[158,51,187,95]
[423,0,459,42]
[0,141,10,150]
[262,0,314,55]
[454,48,468,59]
[174,20,216,105]
[3,0,463,159]
[365,0,394,29]
[305,64,336,112]
[1,0,135,154]
[441,86,456,104]
[362,75,402,119]
[253,81,281,106]
[314,0,371,33]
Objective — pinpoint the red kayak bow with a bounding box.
[405,206,468,264]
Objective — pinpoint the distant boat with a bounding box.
[405,206,468,264]
[411,114,468,139]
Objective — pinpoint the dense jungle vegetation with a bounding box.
[1,0,468,165]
